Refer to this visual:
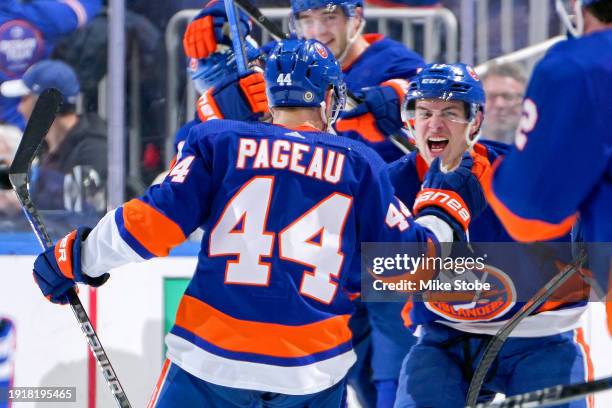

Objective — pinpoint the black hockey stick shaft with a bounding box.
[234,0,289,40]
[9,88,131,408]
[476,375,612,408]
[465,252,587,407]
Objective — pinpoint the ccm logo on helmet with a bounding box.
[414,189,471,229]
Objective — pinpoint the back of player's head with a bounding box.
[405,63,485,122]
[265,39,346,129]
[265,39,345,109]
[291,0,363,18]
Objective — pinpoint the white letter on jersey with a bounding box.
[237,138,258,169]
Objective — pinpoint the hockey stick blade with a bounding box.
[234,0,289,40]
[9,88,132,408]
[9,88,62,176]
[476,375,612,408]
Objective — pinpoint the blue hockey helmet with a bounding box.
[403,63,486,147]
[188,37,262,94]
[404,63,485,123]
[291,0,363,18]
[265,39,346,117]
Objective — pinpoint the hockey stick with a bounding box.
[475,375,612,408]
[465,251,588,407]
[224,0,248,75]
[232,0,416,153]
[234,0,289,40]
[9,88,131,408]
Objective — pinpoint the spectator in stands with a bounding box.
[0,123,21,218]
[1,60,107,214]
[0,0,102,129]
[480,62,527,144]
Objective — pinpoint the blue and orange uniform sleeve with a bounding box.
[82,126,214,275]
[6,0,102,38]
[484,53,607,242]
[354,147,436,245]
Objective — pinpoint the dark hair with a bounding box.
[586,1,612,23]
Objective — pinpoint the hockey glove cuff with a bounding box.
[414,152,490,241]
[33,227,109,304]
[197,71,269,122]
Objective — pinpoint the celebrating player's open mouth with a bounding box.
[426,136,450,157]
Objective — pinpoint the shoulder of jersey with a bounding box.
[476,140,510,161]
[368,36,424,61]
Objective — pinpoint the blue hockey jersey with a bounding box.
[485,30,612,321]
[388,141,587,337]
[0,0,101,128]
[335,34,424,163]
[81,120,440,394]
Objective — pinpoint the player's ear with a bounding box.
[470,110,484,139]
[352,7,364,29]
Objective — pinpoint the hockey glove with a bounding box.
[335,79,409,143]
[183,0,251,59]
[413,152,490,241]
[33,227,109,304]
[197,70,268,122]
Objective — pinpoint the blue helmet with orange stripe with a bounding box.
[265,39,346,129]
[404,63,485,123]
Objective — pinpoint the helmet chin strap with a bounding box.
[556,0,584,37]
[336,16,365,64]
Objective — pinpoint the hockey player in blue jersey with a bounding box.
[289,1,425,404]
[183,0,424,163]
[484,0,612,331]
[180,3,422,404]
[388,63,595,408]
[30,39,488,407]
[0,0,101,129]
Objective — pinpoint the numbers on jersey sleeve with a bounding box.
[209,177,275,285]
[279,193,352,304]
[209,176,352,303]
[168,155,196,183]
[385,199,411,231]
[515,98,538,151]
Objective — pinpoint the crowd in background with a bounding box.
[0,0,557,238]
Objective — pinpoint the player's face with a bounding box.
[413,99,472,168]
[296,7,352,58]
[483,75,524,139]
